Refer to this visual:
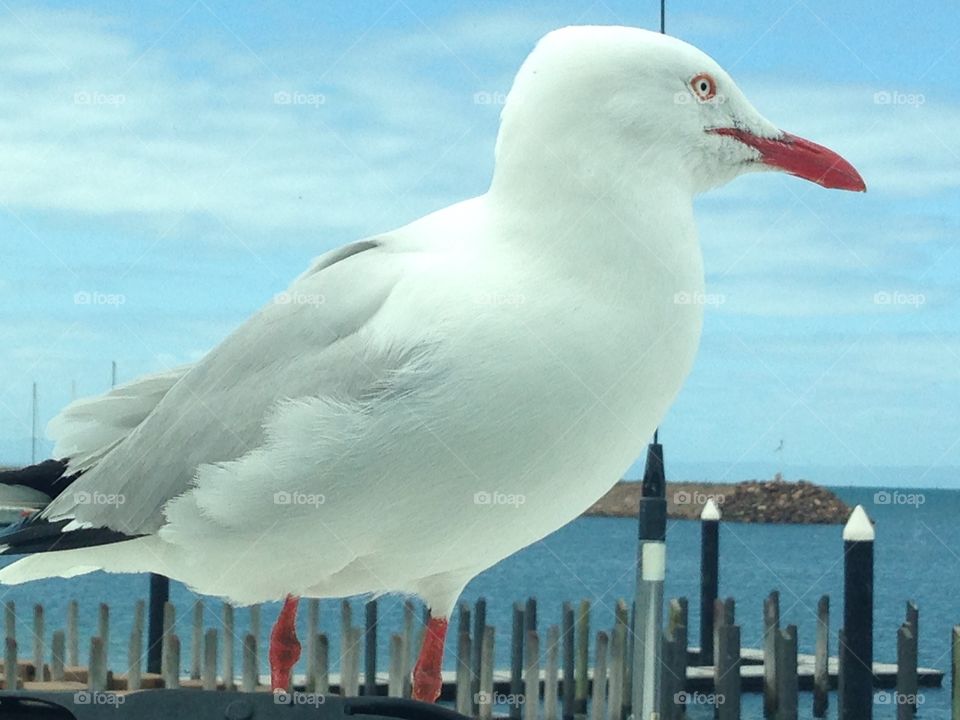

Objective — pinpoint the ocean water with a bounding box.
[0,485,955,719]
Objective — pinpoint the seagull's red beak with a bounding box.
[709,127,866,192]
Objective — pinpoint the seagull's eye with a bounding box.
[690,73,717,102]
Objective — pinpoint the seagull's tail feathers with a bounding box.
[0,459,76,521]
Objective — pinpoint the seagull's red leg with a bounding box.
[269,594,301,691]
[412,613,449,703]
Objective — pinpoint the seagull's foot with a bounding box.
[269,594,301,691]
[412,614,448,703]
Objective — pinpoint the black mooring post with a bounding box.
[840,505,874,720]
[147,573,170,674]
[699,499,720,666]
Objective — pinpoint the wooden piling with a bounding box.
[389,634,404,698]
[127,619,142,691]
[32,604,43,682]
[98,602,109,664]
[897,624,917,720]
[471,598,487,714]
[88,635,107,691]
[161,601,175,679]
[525,597,538,633]
[340,600,352,689]
[203,628,218,691]
[814,595,829,718]
[364,599,378,696]
[716,623,741,720]
[457,630,472,716]
[316,634,329,694]
[591,631,608,720]
[545,625,560,720]
[67,599,78,667]
[190,600,203,680]
[511,602,525,720]
[4,637,17,689]
[951,626,959,720]
[608,621,624,720]
[575,599,590,716]
[164,634,180,688]
[402,600,414,699]
[3,601,13,644]
[524,630,539,720]
[775,625,798,720]
[342,626,361,696]
[222,603,235,690]
[51,630,65,683]
[616,599,631,720]
[562,602,575,720]
[479,625,495,720]
[700,498,721,665]
[763,590,780,717]
[306,599,319,692]
[249,604,260,678]
[241,634,257,692]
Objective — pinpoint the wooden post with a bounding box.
[700,498,721,665]
[88,635,107,691]
[222,603,235,690]
[316,634,329,694]
[190,600,203,681]
[3,637,17,689]
[403,600,414,699]
[775,625,798,720]
[249,604,260,679]
[616,599,631,720]
[545,625,560,720]
[659,622,681,720]
[511,602,525,720]
[763,590,780,717]
[814,595,829,718]
[32,604,43,682]
[471,598,487,714]
[716,624,741,720]
[51,630,65,683]
[340,600,352,690]
[525,597,538,633]
[457,630,473,715]
[524,630,539,720]
[951,626,960,720]
[479,626,495,720]
[364,599,378,696]
[306,599,319,692]
[97,602,109,666]
[128,619,142,691]
[203,628,218,691]
[147,574,169,675]
[562,602,575,720]
[67,599,78,667]
[344,626,362,696]
[591,631,608,720]
[389,634,404,697]
[841,505,874,720]
[896,624,917,720]
[575,599,590,716]
[161,601,175,679]
[3,602,12,644]
[164,635,180,688]
[608,621,624,720]
[241,634,257,692]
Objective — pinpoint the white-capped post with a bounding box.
[699,498,721,665]
[632,430,666,720]
[840,504,875,720]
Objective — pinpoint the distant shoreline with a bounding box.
[585,477,852,524]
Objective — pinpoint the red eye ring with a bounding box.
[690,73,717,101]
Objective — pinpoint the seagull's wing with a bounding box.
[49,365,194,475]
[12,237,429,544]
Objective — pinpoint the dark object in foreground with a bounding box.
[0,690,471,720]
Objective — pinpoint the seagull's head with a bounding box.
[493,26,865,198]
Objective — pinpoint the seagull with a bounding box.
[0,26,864,700]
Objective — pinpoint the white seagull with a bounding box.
[0,26,864,699]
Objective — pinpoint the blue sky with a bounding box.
[0,0,957,487]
